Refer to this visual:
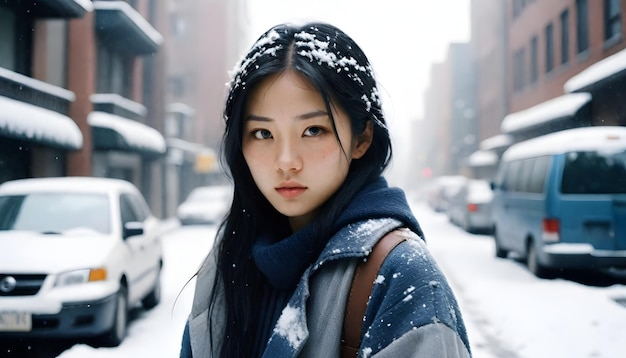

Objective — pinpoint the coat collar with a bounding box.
[262,217,404,356]
[310,218,405,272]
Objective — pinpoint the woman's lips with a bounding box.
[276,186,306,198]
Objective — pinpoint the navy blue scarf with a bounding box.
[252,176,423,291]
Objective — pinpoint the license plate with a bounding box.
[0,311,32,332]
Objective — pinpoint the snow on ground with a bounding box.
[412,200,626,358]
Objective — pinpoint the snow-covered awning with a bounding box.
[479,134,513,151]
[564,47,626,93]
[88,111,166,156]
[94,1,163,55]
[501,93,592,134]
[467,150,498,167]
[167,103,195,117]
[20,0,93,18]
[166,138,215,165]
[0,96,83,150]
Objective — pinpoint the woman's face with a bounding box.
[242,71,371,231]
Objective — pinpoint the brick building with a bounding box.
[463,0,626,179]
[162,0,248,217]
[0,0,169,216]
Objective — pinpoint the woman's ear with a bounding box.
[351,120,374,159]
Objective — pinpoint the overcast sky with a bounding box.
[246,0,471,123]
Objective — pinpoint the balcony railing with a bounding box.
[0,67,75,115]
[91,93,147,121]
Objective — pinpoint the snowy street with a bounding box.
[411,200,626,358]
[6,200,626,358]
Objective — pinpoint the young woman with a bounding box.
[180,22,471,358]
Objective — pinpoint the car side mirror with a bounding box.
[123,221,144,239]
[490,181,496,190]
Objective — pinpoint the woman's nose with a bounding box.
[275,139,302,172]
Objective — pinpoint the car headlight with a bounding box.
[55,268,107,287]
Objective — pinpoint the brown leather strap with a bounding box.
[341,229,408,357]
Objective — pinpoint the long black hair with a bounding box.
[209,22,393,357]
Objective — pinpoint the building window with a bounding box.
[561,9,570,65]
[39,20,68,88]
[604,0,622,41]
[170,13,187,37]
[168,76,186,97]
[530,36,538,83]
[96,41,132,97]
[0,7,32,75]
[545,22,554,73]
[513,48,525,92]
[576,0,589,53]
[512,0,534,19]
[0,7,16,70]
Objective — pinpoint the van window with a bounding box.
[504,160,523,192]
[518,158,535,192]
[561,150,626,194]
[528,156,550,193]
[494,161,508,188]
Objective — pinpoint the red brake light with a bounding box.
[542,218,560,242]
[467,203,478,212]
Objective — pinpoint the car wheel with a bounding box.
[493,228,508,258]
[142,266,162,310]
[98,285,128,347]
[527,242,551,279]
[462,215,472,233]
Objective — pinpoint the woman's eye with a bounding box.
[253,129,272,139]
[303,126,324,137]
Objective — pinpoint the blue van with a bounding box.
[491,126,626,277]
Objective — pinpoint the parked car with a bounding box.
[176,185,233,225]
[491,126,626,278]
[0,177,163,347]
[448,179,494,234]
[426,175,468,212]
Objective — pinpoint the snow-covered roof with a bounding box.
[501,93,591,134]
[88,111,166,154]
[467,150,498,167]
[0,176,138,195]
[502,126,626,162]
[479,134,513,151]
[564,47,626,93]
[94,1,163,46]
[0,96,83,150]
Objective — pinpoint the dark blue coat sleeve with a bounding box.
[180,321,193,358]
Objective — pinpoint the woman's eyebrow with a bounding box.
[296,110,328,120]
[245,114,271,122]
[246,110,329,121]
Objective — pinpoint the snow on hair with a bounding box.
[226,24,385,129]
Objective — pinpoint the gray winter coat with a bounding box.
[185,218,471,357]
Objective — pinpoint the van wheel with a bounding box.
[494,229,508,258]
[98,285,128,347]
[527,243,551,279]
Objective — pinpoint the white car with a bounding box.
[176,185,233,225]
[0,177,162,347]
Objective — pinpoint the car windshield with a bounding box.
[0,193,111,234]
[561,150,626,194]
